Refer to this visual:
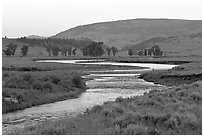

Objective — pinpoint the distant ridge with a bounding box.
[27,35,47,39]
[52,18,201,49]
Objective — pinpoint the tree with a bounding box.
[3,49,12,56]
[72,48,77,56]
[61,46,68,56]
[128,49,134,56]
[147,48,152,56]
[3,43,18,56]
[21,44,29,56]
[106,47,111,56]
[67,47,72,56]
[144,49,148,56]
[44,41,52,56]
[82,42,104,57]
[152,45,163,56]
[52,46,60,56]
[111,46,118,56]
[138,50,144,56]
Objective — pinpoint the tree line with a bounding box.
[128,45,163,57]
[3,41,119,57]
[81,42,118,57]
[3,37,93,57]
[46,44,77,56]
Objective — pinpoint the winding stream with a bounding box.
[2,60,178,134]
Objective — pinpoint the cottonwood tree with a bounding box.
[111,46,118,56]
[52,46,60,56]
[44,41,52,56]
[61,46,68,56]
[21,44,29,56]
[138,50,144,56]
[147,48,152,56]
[128,49,134,56]
[3,43,18,56]
[106,47,111,56]
[152,45,163,56]
[67,47,72,56]
[144,49,148,56]
[82,42,104,57]
[72,48,77,56]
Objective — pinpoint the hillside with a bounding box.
[128,32,202,56]
[52,19,202,49]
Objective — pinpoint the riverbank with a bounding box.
[139,61,202,86]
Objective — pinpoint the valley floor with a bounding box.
[2,55,202,135]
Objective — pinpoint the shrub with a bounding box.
[91,105,103,113]
[32,81,44,91]
[71,75,86,89]
[22,73,34,84]
[147,128,160,135]
[51,76,61,84]
[164,115,180,129]
[5,76,29,89]
[113,112,138,128]
[101,107,115,118]
[3,72,9,78]
[183,113,198,129]
[189,92,201,103]
[43,82,53,92]
[40,75,52,82]
[143,113,158,123]
[163,113,181,129]
[2,89,10,97]
[123,124,148,135]
[60,79,72,90]
[100,125,121,135]
[115,97,124,102]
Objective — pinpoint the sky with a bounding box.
[2,0,202,38]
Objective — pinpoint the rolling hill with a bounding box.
[52,19,202,50]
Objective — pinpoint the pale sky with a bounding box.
[2,0,202,38]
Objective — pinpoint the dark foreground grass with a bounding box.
[2,70,86,114]
[12,81,202,135]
